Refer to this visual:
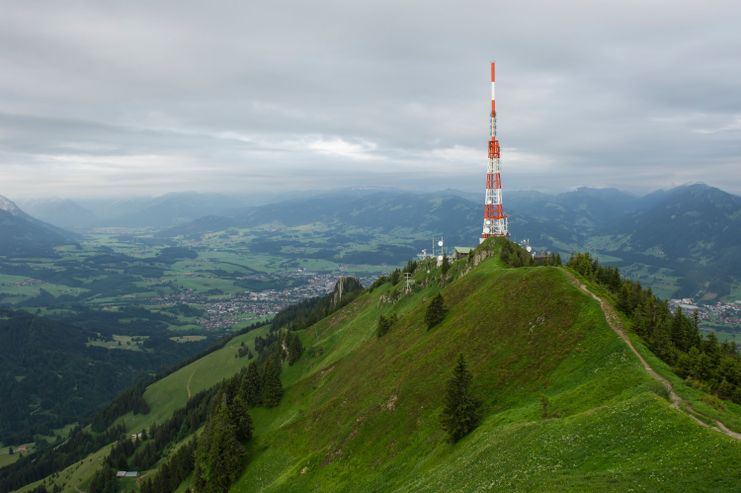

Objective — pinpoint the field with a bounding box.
[86,334,149,351]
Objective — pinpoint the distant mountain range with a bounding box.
[18,191,275,230]
[0,195,78,256]
[3,184,740,299]
[156,184,740,299]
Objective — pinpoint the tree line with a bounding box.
[0,424,124,493]
[89,334,293,493]
[270,277,363,332]
[568,252,740,403]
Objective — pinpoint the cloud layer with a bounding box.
[1,0,739,197]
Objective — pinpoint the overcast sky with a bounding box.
[1,0,740,198]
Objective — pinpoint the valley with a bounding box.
[1,186,740,491]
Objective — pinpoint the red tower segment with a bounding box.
[481,61,508,241]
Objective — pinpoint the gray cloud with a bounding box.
[0,0,739,198]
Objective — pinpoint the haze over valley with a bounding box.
[1,1,740,492]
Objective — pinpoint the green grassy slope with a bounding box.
[121,325,269,433]
[233,257,740,492]
[16,327,269,493]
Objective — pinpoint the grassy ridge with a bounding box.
[233,258,740,491]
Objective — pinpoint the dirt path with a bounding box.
[565,271,741,441]
[186,369,196,399]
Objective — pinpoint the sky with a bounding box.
[0,0,740,198]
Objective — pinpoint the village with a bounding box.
[669,297,741,332]
[151,271,379,331]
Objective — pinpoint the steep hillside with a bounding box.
[0,195,77,256]
[11,240,739,492]
[230,246,740,491]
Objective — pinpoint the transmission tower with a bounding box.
[481,61,508,242]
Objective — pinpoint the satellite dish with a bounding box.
[526,246,532,252]
[483,227,490,234]
[437,240,444,247]
[437,255,444,261]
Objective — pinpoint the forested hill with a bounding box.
[11,239,740,492]
[0,309,211,444]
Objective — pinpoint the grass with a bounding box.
[119,326,269,433]
[229,255,740,492]
[170,335,208,343]
[0,453,19,468]
[86,334,149,351]
[0,442,33,469]
[17,443,113,493]
[0,273,87,303]
[628,332,741,433]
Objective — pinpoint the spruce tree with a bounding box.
[425,294,446,330]
[194,395,244,493]
[287,333,303,365]
[229,394,254,442]
[441,354,481,442]
[377,314,396,338]
[241,361,262,407]
[261,357,283,407]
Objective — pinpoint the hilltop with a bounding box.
[8,239,740,492]
[231,241,740,492]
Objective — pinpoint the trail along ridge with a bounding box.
[564,271,741,441]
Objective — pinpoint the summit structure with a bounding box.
[480,61,508,241]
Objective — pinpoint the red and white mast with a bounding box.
[481,61,508,242]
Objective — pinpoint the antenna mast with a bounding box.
[481,61,508,242]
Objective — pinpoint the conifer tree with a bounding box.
[229,394,253,442]
[286,333,303,365]
[377,314,396,338]
[194,395,244,493]
[241,361,262,407]
[425,294,446,330]
[261,357,283,407]
[441,354,482,442]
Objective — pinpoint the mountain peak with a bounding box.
[0,195,22,215]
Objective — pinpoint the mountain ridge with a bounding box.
[0,195,78,257]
